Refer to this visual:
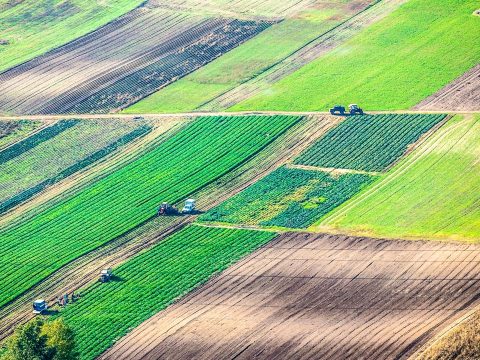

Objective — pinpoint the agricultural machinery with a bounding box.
[182,199,196,214]
[157,199,197,216]
[33,299,48,314]
[329,104,364,116]
[329,105,346,115]
[99,268,113,283]
[158,202,178,216]
[348,104,364,115]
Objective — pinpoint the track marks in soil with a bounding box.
[0,7,271,114]
[414,64,480,111]
[100,232,480,360]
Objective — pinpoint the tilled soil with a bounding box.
[0,7,271,115]
[100,232,480,360]
[414,64,480,111]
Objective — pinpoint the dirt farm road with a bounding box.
[0,110,478,122]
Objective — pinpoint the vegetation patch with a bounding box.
[0,115,300,309]
[0,120,79,165]
[55,225,277,360]
[0,120,41,150]
[0,0,143,72]
[294,114,446,172]
[200,166,375,228]
[320,115,480,242]
[417,312,480,360]
[0,122,151,214]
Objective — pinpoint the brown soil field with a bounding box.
[414,64,480,111]
[0,5,270,115]
[199,0,408,111]
[100,232,480,360]
[0,115,339,342]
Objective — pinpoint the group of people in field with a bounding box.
[57,291,80,306]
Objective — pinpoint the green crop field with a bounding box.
[0,0,143,73]
[0,120,40,149]
[318,114,480,242]
[123,2,368,113]
[232,0,480,111]
[0,115,299,308]
[53,225,277,360]
[0,120,150,214]
[295,114,446,172]
[200,166,375,229]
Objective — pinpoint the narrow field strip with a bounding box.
[319,114,480,242]
[200,166,375,228]
[0,115,300,310]
[50,225,277,360]
[0,120,151,215]
[0,4,273,115]
[0,119,78,165]
[0,115,336,343]
[294,114,446,172]
[100,232,480,360]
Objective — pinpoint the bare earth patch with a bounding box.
[100,232,480,360]
[414,64,480,111]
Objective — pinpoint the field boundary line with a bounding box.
[286,163,381,176]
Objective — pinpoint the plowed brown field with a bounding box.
[101,232,480,360]
[0,6,270,115]
[414,64,480,111]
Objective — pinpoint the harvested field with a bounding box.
[101,232,480,360]
[414,64,480,111]
[0,6,271,115]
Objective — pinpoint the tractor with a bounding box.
[157,202,178,216]
[348,104,364,115]
[99,268,113,283]
[182,199,196,214]
[329,105,346,116]
[33,299,48,314]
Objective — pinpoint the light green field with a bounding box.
[0,0,143,72]
[233,0,480,111]
[124,3,359,113]
[317,114,480,242]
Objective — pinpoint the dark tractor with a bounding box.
[349,104,364,115]
[330,105,346,115]
[157,202,178,216]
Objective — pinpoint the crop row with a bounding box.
[67,20,272,114]
[53,225,276,360]
[0,119,79,165]
[0,123,151,214]
[0,115,300,308]
[200,166,375,228]
[294,114,446,172]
